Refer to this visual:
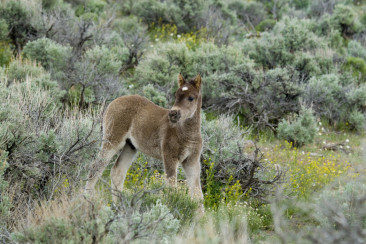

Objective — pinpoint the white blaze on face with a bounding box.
[182,86,188,91]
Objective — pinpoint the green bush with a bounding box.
[308,0,338,18]
[343,57,366,83]
[21,41,126,106]
[0,20,12,66]
[0,151,10,222]
[229,1,268,27]
[13,195,180,243]
[69,45,123,105]
[244,17,327,70]
[23,37,71,72]
[201,114,281,206]
[7,58,44,81]
[307,179,366,243]
[109,199,180,243]
[292,0,310,9]
[347,40,366,61]
[175,202,268,242]
[130,41,247,103]
[122,160,200,228]
[110,16,147,73]
[304,74,345,123]
[142,84,168,107]
[273,17,322,53]
[348,110,365,132]
[0,41,12,67]
[346,84,366,109]
[121,0,204,32]
[0,19,8,41]
[256,19,277,32]
[0,60,62,156]
[0,59,102,212]
[176,210,250,243]
[243,31,292,69]
[271,178,366,243]
[0,0,37,53]
[214,66,303,129]
[41,0,59,10]
[330,4,361,37]
[201,114,248,168]
[277,108,317,147]
[75,0,106,17]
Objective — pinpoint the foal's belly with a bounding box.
[129,126,163,160]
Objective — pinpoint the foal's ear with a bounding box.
[178,73,185,87]
[191,74,202,90]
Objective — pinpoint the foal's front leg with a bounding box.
[162,154,179,187]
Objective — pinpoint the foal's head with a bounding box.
[169,74,202,124]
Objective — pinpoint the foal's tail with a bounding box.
[99,99,108,140]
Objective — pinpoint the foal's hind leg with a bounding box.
[85,142,120,193]
[182,155,204,200]
[110,143,137,202]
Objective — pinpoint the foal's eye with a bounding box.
[188,96,194,102]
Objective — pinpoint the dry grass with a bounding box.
[14,189,90,232]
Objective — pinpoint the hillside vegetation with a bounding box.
[1,0,366,243]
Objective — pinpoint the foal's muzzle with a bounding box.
[169,110,181,123]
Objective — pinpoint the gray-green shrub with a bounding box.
[228,1,268,27]
[111,16,148,73]
[0,60,100,213]
[0,0,37,53]
[0,151,11,225]
[343,57,366,83]
[272,178,366,243]
[131,40,305,129]
[277,108,317,147]
[330,4,361,37]
[0,19,8,41]
[121,0,205,33]
[23,39,124,105]
[348,110,365,132]
[142,84,168,107]
[22,37,71,74]
[304,73,366,126]
[130,42,247,103]
[347,40,366,61]
[13,194,179,244]
[201,113,281,202]
[243,17,327,69]
[307,179,366,243]
[6,58,45,81]
[304,74,345,123]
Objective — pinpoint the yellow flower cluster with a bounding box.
[124,156,166,190]
[289,155,349,198]
[53,176,70,194]
[124,159,149,188]
[224,177,244,204]
[265,141,351,198]
[150,23,206,49]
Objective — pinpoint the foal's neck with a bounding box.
[177,96,201,139]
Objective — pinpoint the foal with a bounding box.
[85,74,204,202]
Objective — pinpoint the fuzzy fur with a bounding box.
[85,74,204,203]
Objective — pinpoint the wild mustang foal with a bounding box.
[85,74,204,203]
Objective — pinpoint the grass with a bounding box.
[5,125,366,243]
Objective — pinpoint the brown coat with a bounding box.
[85,74,204,202]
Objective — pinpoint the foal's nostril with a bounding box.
[169,110,177,116]
[169,110,181,122]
